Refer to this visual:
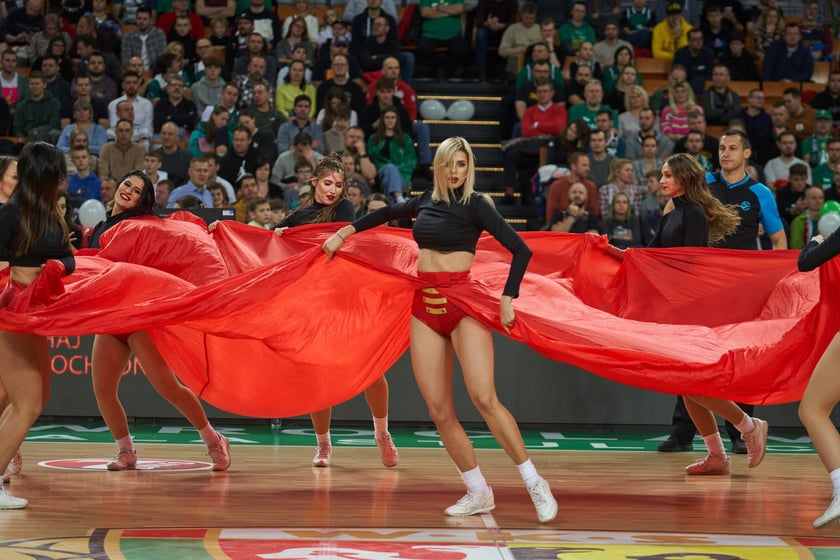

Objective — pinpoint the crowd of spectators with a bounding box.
[0,0,834,247]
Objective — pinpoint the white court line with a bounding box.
[480,512,515,560]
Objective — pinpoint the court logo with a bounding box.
[39,458,213,471]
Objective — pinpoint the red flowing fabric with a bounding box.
[0,213,833,417]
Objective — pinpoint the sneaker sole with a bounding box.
[312,460,330,467]
[814,513,840,529]
[537,501,558,523]
[107,464,136,471]
[685,467,731,476]
[0,501,27,509]
[444,504,495,517]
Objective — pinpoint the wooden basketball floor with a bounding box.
[0,441,837,558]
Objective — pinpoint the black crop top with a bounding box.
[277,198,356,228]
[352,190,532,297]
[0,202,75,274]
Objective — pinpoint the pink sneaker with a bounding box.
[107,447,137,471]
[3,449,22,483]
[375,433,399,467]
[312,443,331,467]
[685,454,731,475]
[207,433,231,471]
[743,418,768,468]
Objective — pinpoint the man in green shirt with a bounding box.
[417,0,471,80]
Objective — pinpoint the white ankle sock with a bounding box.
[461,465,490,494]
[316,431,331,446]
[116,435,133,451]
[198,425,220,446]
[516,458,541,488]
[830,468,840,496]
[703,433,727,458]
[735,414,755,435]
[373,416,388,437]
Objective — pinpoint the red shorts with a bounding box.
[412,271,470,337]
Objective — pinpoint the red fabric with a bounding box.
[0,216,833,417]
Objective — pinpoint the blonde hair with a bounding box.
[667,80,697,112]
[431,136,475,205]
[607,158,632,183]
[624,84,648,111]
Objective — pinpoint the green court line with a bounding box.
[24,422,816,454]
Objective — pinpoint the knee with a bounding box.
[798,399,824,428]
[470,393,501,416]
[13,398,44,424]
[426,405,457,428]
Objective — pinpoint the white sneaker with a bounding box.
[814,494,840,528]
[312,443,331,467]
[444,489,495,516]
[528,478,558,523]
[0,485,27,509]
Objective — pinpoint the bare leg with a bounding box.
[364,376,389,419]
[800,333,840,473]
[451,316,528,465]
[91,334,133,441]
[0,331,50,507]
[128,332,230,470]
[409,316,477,471]
[128,332,211,430]
[684,395,748,432]
[310,408,332,435]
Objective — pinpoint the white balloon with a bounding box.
[446,100,475,121]
[419,99,446,120]
[78,199,106,229]
[818,212,840,237]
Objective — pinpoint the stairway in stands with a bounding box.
[410,80,542,231]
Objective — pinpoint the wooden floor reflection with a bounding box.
[0,442,836,541]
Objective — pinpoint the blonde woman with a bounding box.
[752,7,784,59]
[598,158,643,218]
[617,85,649,141]
[605,65,642,114]
[322,137,558,524]
[660,80,702,142]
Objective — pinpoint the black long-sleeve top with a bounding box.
[352,189,532,297]
[88,212,135,249]
[647,196,709,248]
[0,202,75,274]
[278,199,356,228]
[799,229,840,272]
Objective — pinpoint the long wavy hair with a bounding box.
[667,80,697,113]
[303,152,346,224]
[665,153,741,245]
[432,136,475,205]
[11,142,68,257]
[114,170,156,218]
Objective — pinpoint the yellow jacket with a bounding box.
[651,18,692,60]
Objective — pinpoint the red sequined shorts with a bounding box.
[412,271,471,336]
